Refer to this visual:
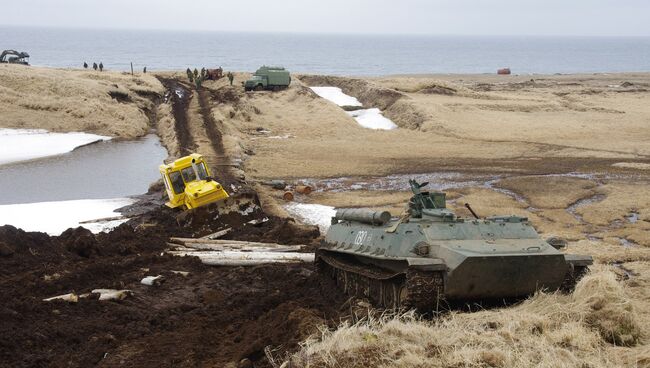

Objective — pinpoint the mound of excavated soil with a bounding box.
[0,202,345,367]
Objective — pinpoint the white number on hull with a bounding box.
[354,231,370,245]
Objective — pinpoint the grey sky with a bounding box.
[2,0,649,36]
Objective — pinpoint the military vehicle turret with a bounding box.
[316,180,592,310]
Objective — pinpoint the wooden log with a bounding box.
[178,243,303,252]
[170,250,314,266]
[79,215,127,224]
[169,237,299,249]
[201,228,231,240]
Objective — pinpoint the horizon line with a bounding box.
[1,23,650,39]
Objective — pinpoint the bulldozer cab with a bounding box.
[159,153,229,209]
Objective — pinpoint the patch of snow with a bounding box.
[310,87,362,107]
[0,198,134,235]
[0,128,110,166]
[347,108,398,130]
[309,87,398,130]
[284,203,336,232]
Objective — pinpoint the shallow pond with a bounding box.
[0,134,168,205]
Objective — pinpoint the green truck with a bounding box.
[244,66,291,91]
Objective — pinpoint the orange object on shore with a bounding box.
[497,68,511,75]
[283,191,294,201]
[295,185,312,195]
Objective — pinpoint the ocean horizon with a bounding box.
[2,25,650,76]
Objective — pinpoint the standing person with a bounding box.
[99,62,104,72]
[227,71,234,86]
[83,62,88,69]
[93,62,98,71]
[143,66,147,74]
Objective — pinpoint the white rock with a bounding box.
[140,275,165,286]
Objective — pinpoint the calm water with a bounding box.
[3,26,650,75]
[0,134,167,205]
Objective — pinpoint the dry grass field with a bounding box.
[2,65,649,366]
[0,64,164,137]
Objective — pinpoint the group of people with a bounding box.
[83,61,103,71]
[82,62,148,73]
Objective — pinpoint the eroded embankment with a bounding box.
[0,64,164,138]
[299,75,428,129]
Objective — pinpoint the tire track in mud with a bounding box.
[157,77,196,155]
[196,88,236,185]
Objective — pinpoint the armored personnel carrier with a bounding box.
[316,180,592,310]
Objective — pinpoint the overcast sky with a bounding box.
[2,0,649,36]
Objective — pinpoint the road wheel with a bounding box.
[272,85,280,92]
[254,84,263,91]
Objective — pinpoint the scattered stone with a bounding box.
[171,270,190,277]
[141,275,165,286]
[238,358,253,368]
[91,289,133,301]
[43,293,79,303]
[43,273,62,281]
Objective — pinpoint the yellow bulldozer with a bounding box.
[159,153,230,209]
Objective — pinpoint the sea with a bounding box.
[2,26,650,75]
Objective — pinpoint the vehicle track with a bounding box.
[197,88,236,186]
[157,77,196,155]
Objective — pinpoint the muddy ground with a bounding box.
[0,210,345,368]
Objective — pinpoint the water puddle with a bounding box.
[310,86,398,130]
[0,134,168,205]
[611,262,637,279]
[0,134,167,234]
[617,237,638,248]
[566,194,607,223]
[298,172,498,193]
[626,212,639,223]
